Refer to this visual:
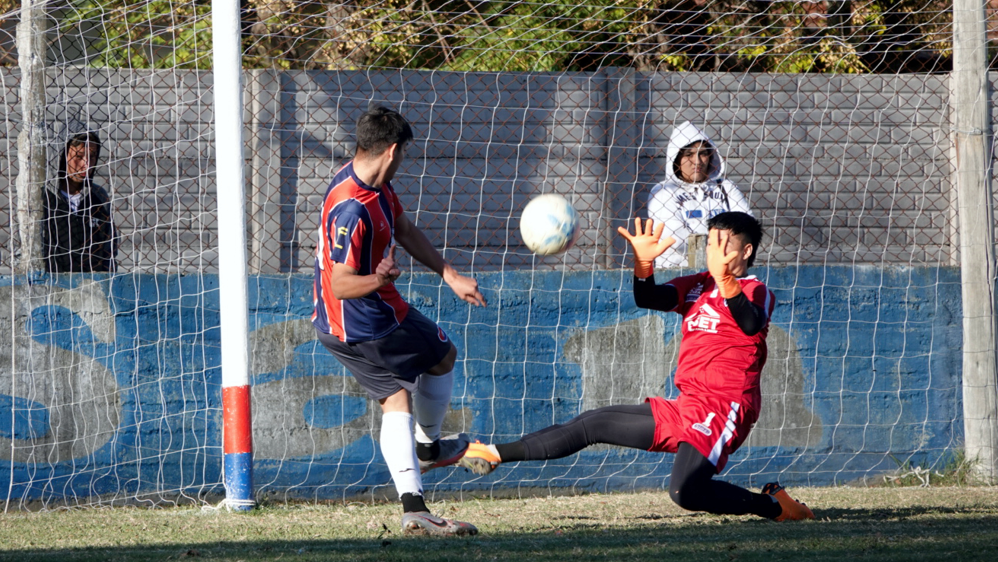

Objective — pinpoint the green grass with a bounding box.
[2,487,998,561]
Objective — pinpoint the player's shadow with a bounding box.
[807,504,992,521]
[7,511,998,562]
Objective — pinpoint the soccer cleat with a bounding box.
[762,482,814,521]
[457,441,501,475]
[401,511,479,536]
[419,433,470,473]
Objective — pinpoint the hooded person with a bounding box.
[647,121,752,268]
[42,130,118,273]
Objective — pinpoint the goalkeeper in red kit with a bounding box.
[459,211,813,521]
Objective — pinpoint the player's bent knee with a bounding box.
[669,488,700,512]
[426,344,457,375]
[379,389,411,413]
[668,485,687,510]
[668,477,702,512]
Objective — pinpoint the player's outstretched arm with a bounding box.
[395,212,486,307]
[617,218,676,278]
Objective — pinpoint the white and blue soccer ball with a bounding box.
[519,194,581,255]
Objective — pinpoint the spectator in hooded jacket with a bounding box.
[647,121,752,268]
[42,131,118,273]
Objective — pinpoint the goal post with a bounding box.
[953,0,998,483]
[212,0,253,510]
[13,0,47,274]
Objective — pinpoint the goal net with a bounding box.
[0,1,985,508]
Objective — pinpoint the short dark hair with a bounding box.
[707,211,763,268]
[57,130,102,189]
[355,106,414,156]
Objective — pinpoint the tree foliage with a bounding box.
[62,0,213,69]
[36,0,957,73]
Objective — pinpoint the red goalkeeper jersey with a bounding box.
[666,272,775,401]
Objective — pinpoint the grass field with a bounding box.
[2,486,997,561]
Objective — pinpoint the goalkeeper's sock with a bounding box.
[495,441,525,462]
[757,493,784,519]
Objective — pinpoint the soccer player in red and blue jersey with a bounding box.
[460,212,814,521]
[313,106,486,536]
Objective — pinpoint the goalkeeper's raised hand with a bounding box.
[706,229,742,299]
[617,218,675,279]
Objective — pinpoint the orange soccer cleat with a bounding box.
[762,482,815,521]
[457,441,502,476]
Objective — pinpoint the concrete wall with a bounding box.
[0,68,955,274]
[0,267,963,504]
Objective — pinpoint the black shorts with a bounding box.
[315,308,454,400]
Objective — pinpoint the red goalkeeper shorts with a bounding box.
[645,392,759,473]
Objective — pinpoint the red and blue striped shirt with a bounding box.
[312,163,409,342]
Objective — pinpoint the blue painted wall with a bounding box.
[0,266,964,503]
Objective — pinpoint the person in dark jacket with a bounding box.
[42,131,118,273]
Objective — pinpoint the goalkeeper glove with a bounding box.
[617,218,675,279]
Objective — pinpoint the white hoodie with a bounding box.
[647,121,751,268]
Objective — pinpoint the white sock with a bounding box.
[380,411,422,497]
[412,370,453,444]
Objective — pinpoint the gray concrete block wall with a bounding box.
[0,67,218,274]
[635,72,953,267]
[0,68,963,274]
[282,71,615,272]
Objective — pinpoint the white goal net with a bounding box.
[0,1,991,509]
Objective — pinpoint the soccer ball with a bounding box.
[519,194,581,255]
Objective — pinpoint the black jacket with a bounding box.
[41,184,118,273]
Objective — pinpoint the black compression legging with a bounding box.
[670,442,780,517]
[496,403,781,519]
[496,403,657,460]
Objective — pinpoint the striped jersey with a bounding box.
[312,162,409,342]
[667,272,776,400]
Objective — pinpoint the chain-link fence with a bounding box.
[0,66,956,274]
